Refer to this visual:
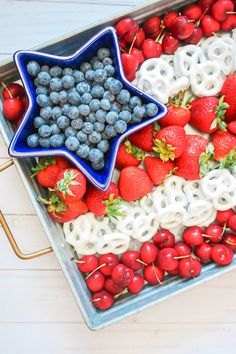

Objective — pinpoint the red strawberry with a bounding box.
[86,182,123,217]
[36,165,61,188]
[145,156,175,185]
[116,141,145,170]
[55,156,71,170]
[221,74,236,122]
[228,121,236,135]
[129,124,155,152]
[54,168,86,203]
[175,135,209,180]
[160,105,191,128]
[153,125,186,161]
[190,96,228,133]
[212,130,236,161]
[118,166,154,201]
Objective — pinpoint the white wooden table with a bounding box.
[0,1,236,353]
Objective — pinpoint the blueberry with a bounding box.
[51,123,61,135]
[116,89,130,104]
[94,122,105,132]
[34,78,39,87]
[118,110,131,123]
[34,116,46,129]
[57,115,70,129]
[88,131,101,144]
[89,98,101,112]
[103,91,115,102]
[38,124,52,138]
[50,91,60,105]
[94,69,107,83]
[92,61,104,70]
[97,139,109,153]
[104,65,115,77]
[65,136,80,151]
[65,126,77,138]
[71,118,83,130]
[145,103,159,117]
[131,113,142,123]
[82,122,93,134]
[61,104,71,116]
[49,78,61,91]
[108,79,123,94]
[89,148,104,163]
[59,90,68,104]
[76,82,90,95]
[68,106,80,119]
[80,62,92,73]
[81,93,92,104]
[105,125,116,138]
[114,120,127,134]
[27,61,40,77]
[62,75,75,89]
[90,56,99,66]
[92,160,105,170]
[40,106,52,120]
[38,71,51,86]
[133,105,145,118]
[36,94,51,107]
[91,85,104,98]
[76,144,90,159]
[95,109,106,123]
[27,133,39,147]
[85,112,96,124]
[67,90,80,105]
[85,70,95,81]
[63,67,73,76]
[110,102,121,113]
[129,96,142,109]
[39,137,50,148]
[121,104,132,113]
[100,98,111,111]
[73,70,84,83]
[97,48,110,60]
[50,134,64,148]
[79,104,90,116]
[77,131,87,142]
[104,77,114,90]
[50,66,63,78]
[103,57,113,66]
[52,106,62,119]
[36,86,48,95]
[106,111,118,124]
[41,65,50,73]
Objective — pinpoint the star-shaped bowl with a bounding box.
[9,26,167,190]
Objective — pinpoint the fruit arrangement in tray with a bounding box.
[2,0,236,312]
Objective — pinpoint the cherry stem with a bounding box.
[226,11,236,14]
[85,263,106,279]
[196,8,208,27]
[92,298,101,302]
[174,255,190,260]
[202,233,220,239]
[137,259,147,266]
[73,260,85,264]
[225,240,236,246]
[155,22,165,43]
[128,35,137,54]
[152,263,163,285]
[114,288,128,299]
[1,81,12,98]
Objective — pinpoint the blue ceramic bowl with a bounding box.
[9,27,167,190]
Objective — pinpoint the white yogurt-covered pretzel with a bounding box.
[184,180,205,203]
[212,188,236,211]
[174,45,206,77]
[152,185,169,213]
[132,213,159,242]
[200,169,236,199]
[158,203,186,229]
[139,58,174,81]
[164,176,188,207]
[206,38,234,75]
[97,233,130,254]
[140,194,156,214]
[182,200,215,226]
[116,206,146,236]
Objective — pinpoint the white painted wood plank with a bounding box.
[14,0,142,5]
[0,132,9,158]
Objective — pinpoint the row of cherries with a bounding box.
[74,209,236,311]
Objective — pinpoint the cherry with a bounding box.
[195,242,213,263]
[86,271,105,292]
[211,244,233,265]
[143,264,165,285]
[92,290,114,311]
[2,82,25,100]
[115,17,139,43]
[211,0,234,22]
[133,29,145,48]
[228,214,236,232]
[163,11,178,29]
[184,27,203,44]
[183,4,203,20]
[128,274,145,294]
[130,47,144,65]
[21,96,28,110]
[140,242,158,264]
[198,0,217,11]
[16,116,23,127]
[142,16,161,36]
[142,38,162,59]
[201,15,220,36]
[174,241,192,257]
[99,253,119,276]
[111,264,134,287]
[162,32,180,54]
[104,278,124,295]
[223,234,236,251]
[77,255,99,273]
[221,14,236,29]
[121,52,139,81]
[216,209,234,225]
[121,250,142,271]
[119,38,127,50]
[153,229,175,249]
[182,226,204,246]
[170,16,195,40]
[203,224,223,243]
[158,247,179,272]
[3,98,24,121]
[168,268,179,276]
[179,257,202,278]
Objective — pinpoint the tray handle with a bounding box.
[0,159,53,260]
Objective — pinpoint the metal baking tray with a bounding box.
[1,0,236,330]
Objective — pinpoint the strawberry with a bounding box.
[118,166,154,201]
[153,125,186,161]
[212,130,236,161]
[160,105,191,128]
[55,156,71,170]
[221,74,236,122]
[228,121,236,135]
[190,96,228,133]
[36,165,61,188]
[54,168,86,203]
[86,182,124,217]
[145,156,175,185]
[129,124,154,152]
[116,141,145,170]
[175,135,209,180]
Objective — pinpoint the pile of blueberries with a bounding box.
[26,47,158,170]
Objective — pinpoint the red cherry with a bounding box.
[170,16,195,40]
[179,257,202,278]
[3,98,24,121]
[221,14,236,29]
[111,264,134,287]
[92,290,114,311]
[184,27,203,44]
[121,52,139,81]
[201,15,220,36]
[168,268,179,276]
[134,29,145,48]
[211,244,233,265]
[198,0,217,12]
[228,214,236,232]
[140,242,158,264]
[130,47,144,65]
[21,96,29,111]
[183,4,203,20]
[174,241,192,257]
[211,0,234,22]
[143,16,161,36]
[182,226,204,246]
[153,229,175,249]
[120,250,142,271]
[86,271,105,292]
[162,32,180,54]
[158,247,179,272]
[223,234,236,251]
[119,38,127,50]
[163,11,178,29]
[128,274,145,294]
[99,253,119,276]
[142,38,162,59]
[195,242,213,263]
[216,209,235,225]
[115,17,139,42]
[16,115,23,127]
[143,264,165,285]
[228,121,236,135]
[77,255,99,273]
[203,224,223,243]
[2,82,25,100]
[104,278,124,295]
